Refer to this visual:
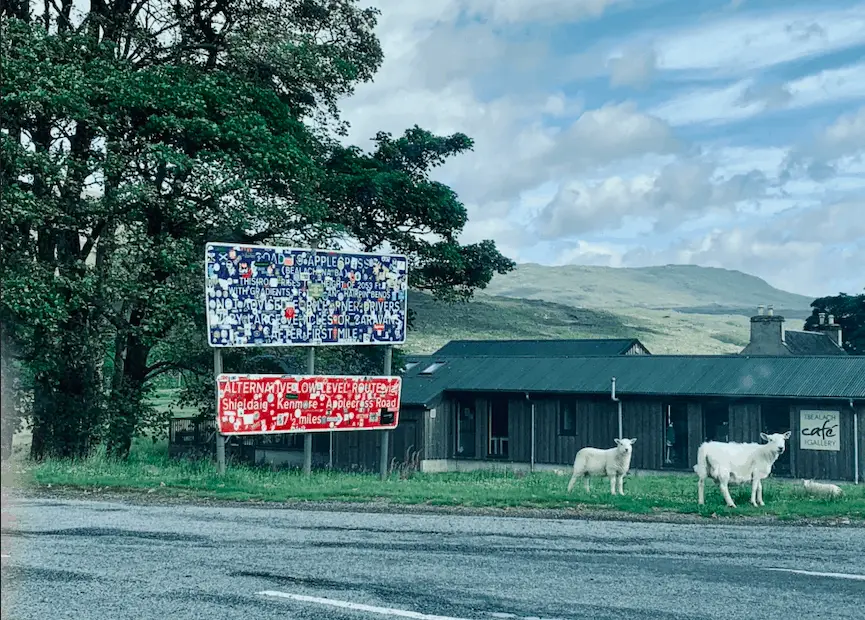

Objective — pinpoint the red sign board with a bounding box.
[216,374,401,436]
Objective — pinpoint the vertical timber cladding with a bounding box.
[728,401,761,443]
[791,403,854,481]
[686,402,704,471]
[621,400,664,470]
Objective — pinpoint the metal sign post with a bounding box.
[214,349,226,475]
[303,347,315,476]
[380,346,393,481]
[205,242,407,476]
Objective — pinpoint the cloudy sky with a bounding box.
[338,0,865,297]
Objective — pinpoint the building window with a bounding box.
[420,361,446,375]
[559,399,577,436]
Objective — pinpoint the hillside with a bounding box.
[482,264,813,318]
[405,264,815,356]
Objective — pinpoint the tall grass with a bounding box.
[11,438,864,520]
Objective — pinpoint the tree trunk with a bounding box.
[28,309,103,460]
[106,307,151,460]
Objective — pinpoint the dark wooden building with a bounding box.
[390,343,865,481]
[169,338,865,482]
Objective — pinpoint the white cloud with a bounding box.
[813,106,865,159]
[656,7,865,77]
[619,201,865,295]
[608,47,657,89]
[550,102,680,167]
[533,155,770,238]
[463,0,627,24]
[782,106,865,182]
[339,2,862,297]
[652,61,865,127]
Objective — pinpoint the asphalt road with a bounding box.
[1,496,864,620]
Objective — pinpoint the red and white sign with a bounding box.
[216,374,401,435]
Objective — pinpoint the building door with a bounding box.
[761,401,792,477]
[455,400,476,458]
[704,401,729,442]
[488,397,509,458]
[662,402,689,469]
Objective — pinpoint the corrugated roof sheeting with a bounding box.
[784,331,847,355]
[432,338,647,357]
[400,355,865,406]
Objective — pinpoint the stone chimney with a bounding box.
[825,314,843,348]
[741,304,788,355]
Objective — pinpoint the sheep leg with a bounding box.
[567,458,582,493]
[609,475,616,496]
[750,477,760,507]
[584,475,591,493]
[617,474,625,496]
[757,479,765,506]
[567,471,578,493]
[719,474,736,508]
[698,476,705,506]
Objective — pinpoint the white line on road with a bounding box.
[767,568,865,581]
[259,591,473,620]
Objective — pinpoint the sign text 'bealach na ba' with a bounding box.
[205,243,408,347]
[799,409,841,451]
[217,374,402,435]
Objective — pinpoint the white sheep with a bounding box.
[694,431,791,508]
[567,438,637,496]
[802,479,843,499]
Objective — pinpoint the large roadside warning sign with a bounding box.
[216,374,402,435]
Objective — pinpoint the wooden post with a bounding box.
[380,346,393,481]
[303,346,315,476]
[214,349,226,475]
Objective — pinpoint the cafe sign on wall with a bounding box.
[799,410,840,451]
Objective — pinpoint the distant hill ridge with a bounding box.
[403,263,815,355]
[482,263,813,315]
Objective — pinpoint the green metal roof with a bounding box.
[432,338,649,357]
[400,354,865,406]
[783,331,847,355]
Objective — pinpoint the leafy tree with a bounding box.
[804,292,865,355]
[1,1,515,460]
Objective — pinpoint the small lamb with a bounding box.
[567,438,637,496]
[802,479,843,499]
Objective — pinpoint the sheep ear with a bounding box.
[629,437,637,444]
[614,438,621,445]
[783,431,791,439]
[760,432,769,442]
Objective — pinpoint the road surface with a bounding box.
[1,496,863,620]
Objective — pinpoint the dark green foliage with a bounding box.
[1,2,513,460]
[804,292,865,355]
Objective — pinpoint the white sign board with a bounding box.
[799,410,841,451]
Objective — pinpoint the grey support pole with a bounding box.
[531,400,536,473]
[303,346,315,476]
[214,349,226,475]
[380,346,393,481]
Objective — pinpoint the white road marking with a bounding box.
[767,568,865,581]
[259,591,473,620]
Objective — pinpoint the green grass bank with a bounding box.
[8,439,864,522]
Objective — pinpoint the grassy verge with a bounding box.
[7,440,864,522]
